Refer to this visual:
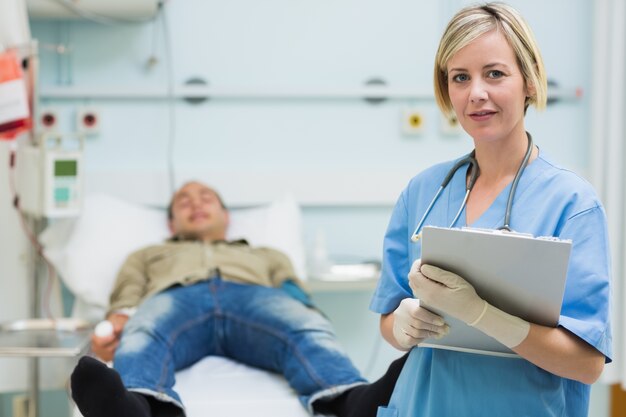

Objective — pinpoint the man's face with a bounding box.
[168,182,229,241]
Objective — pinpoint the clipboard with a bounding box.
[419,226,572,357]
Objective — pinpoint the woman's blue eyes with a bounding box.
[452,74,469,82]
[487,70,504,78]
[451,70,504,82]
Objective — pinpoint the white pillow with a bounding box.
[40,193,307,311]
[227,196,306,281]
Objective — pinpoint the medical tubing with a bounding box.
[6,146,59,319]
[443,155,475,188]
[466,157,480,190]
[411,186,444,242]
[501,133,534,231]
[449,189,471,228]
[411,155,477,241]
[449,158,479,227]
[161,2,176,194]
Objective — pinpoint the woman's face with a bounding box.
[446,30,529,145]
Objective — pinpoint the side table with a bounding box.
[0,318,92,417]
[308,262,380,292]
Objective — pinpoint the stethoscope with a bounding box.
[410,133,534,243]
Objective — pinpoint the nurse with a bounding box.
[370,3,612,417]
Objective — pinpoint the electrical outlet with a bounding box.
[401,107,426,136]
[76,107,100,135]
[440,113,463,136]
[12,395,28,417]
[38,107,59,132]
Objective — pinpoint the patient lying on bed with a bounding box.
[70,181,407,417]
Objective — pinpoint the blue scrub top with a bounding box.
[371,152,612,417]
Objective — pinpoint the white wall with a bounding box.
[29,0,592,205]
[23,0,595,279]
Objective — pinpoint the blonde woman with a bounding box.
[371,3,611,416]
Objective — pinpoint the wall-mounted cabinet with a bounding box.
[27,0,160,20]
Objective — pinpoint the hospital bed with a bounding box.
[40,193,315,417]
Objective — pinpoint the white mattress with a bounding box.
[73,356,313,417]
[174,356,312,417]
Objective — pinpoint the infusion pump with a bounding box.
[16,133,83,218]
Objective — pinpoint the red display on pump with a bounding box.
[0,49,31,140]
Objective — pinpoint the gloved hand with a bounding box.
[410,262,530,349]
[409,261,486,324]
[392,297,449,350]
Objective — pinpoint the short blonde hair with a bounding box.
[433,2,547,117]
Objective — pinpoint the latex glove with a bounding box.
[411,262,530,349]
[409,261,485,324]
[392,298,450,350]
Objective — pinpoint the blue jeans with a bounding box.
[114,277,366,413]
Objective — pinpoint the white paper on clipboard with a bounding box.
[419,226,572,357]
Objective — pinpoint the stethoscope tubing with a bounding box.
[501,134,533,231]
[410,133,533,242]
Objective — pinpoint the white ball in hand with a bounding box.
[94,320,114,337]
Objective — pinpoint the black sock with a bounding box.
[314,352,409,417]
[71,356,152,417]
[148,396,186,417]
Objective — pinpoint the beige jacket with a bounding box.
[108,239,305,314]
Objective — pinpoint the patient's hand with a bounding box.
[91,313,129,362]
